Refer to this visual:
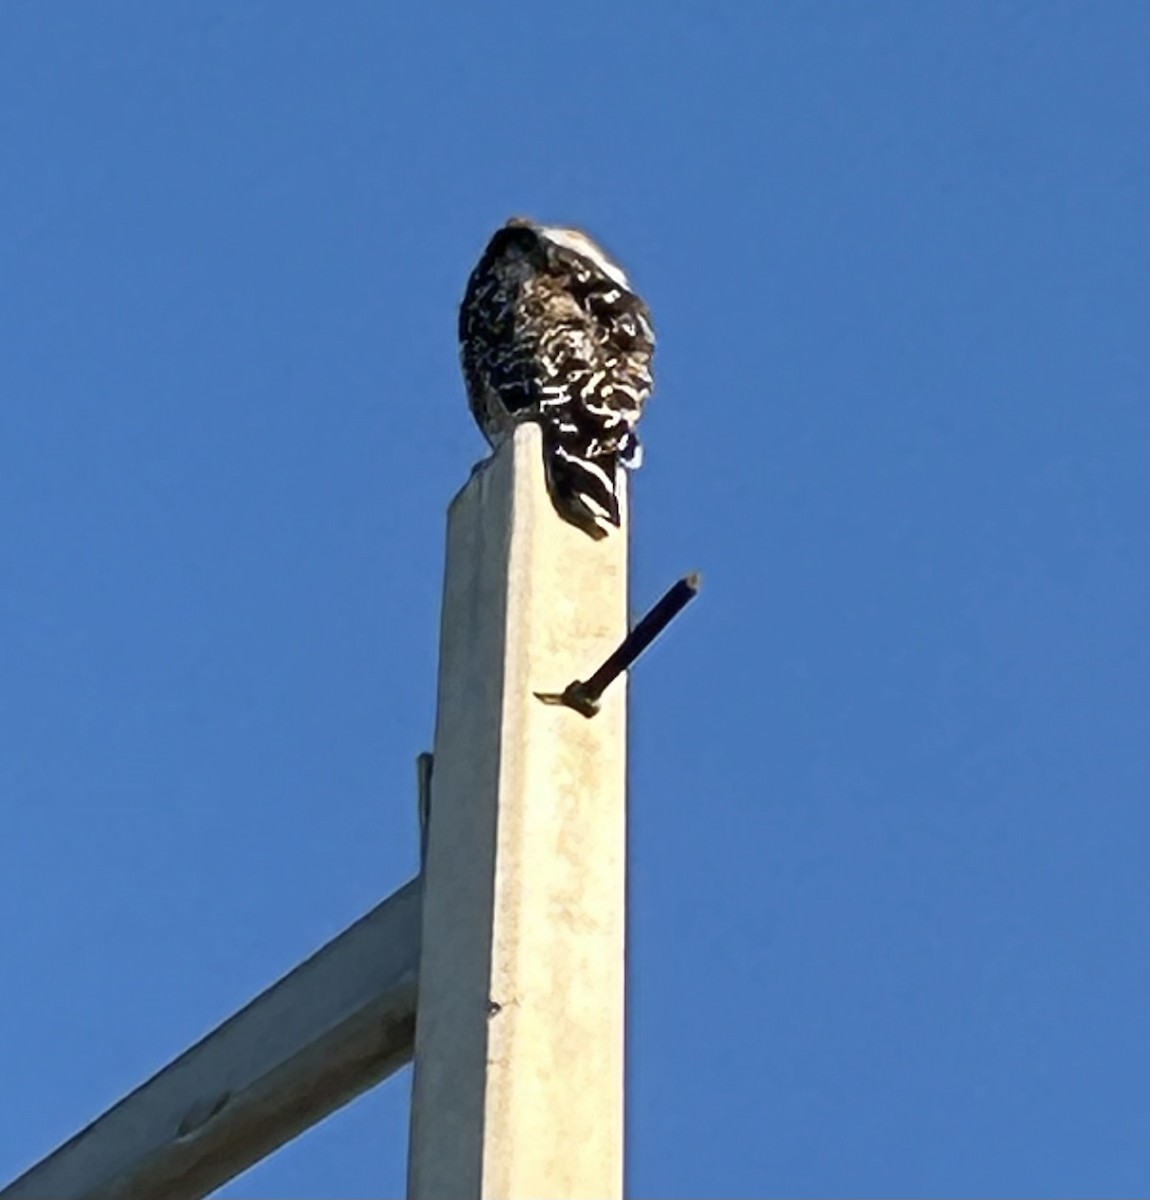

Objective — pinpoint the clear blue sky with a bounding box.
[2,4,1146,1197]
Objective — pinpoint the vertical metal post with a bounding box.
[407,423,627,1200]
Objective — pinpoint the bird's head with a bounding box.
[500,217,632,289]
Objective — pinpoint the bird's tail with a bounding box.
[543,431,636,539]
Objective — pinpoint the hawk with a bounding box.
[459,218,656,537]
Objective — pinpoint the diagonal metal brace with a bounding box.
[536,572,701,717]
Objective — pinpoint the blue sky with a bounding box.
[1,3,1146,1197]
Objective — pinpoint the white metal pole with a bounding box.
[407,423,627,1200]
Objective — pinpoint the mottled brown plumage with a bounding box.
[459,218,655,536]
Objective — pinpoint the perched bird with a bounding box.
[459,218,655,537]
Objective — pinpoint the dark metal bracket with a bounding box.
[416,751,433,869]
[535,572,701,718]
